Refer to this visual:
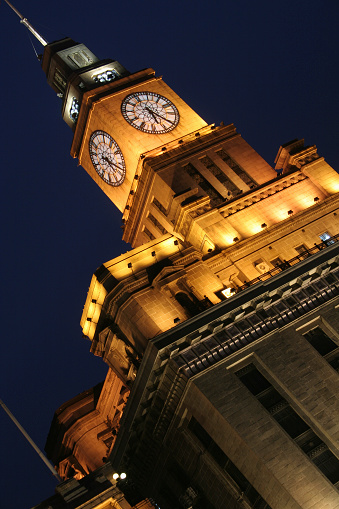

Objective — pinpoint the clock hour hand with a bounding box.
[102,155,120,170]
[147,108,175,125]
[145,107,159,123]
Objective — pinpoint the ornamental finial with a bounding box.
[4,0,48,46]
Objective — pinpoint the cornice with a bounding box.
[206,193,339,271]
[218,170,308,219]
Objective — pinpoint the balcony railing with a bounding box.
[229,233,339,295]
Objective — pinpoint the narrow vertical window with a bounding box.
[216,149,257,188]
[303,327,339,372]
[143,227,155,241]
[188,417,271,508]
[152,197,167,215]
[184,162,224,205]
[200,155,240,196]
[148,213,167,235]
[235,364,339,487]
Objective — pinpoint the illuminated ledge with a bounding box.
[152,241,339,356]
[81,234,182,339]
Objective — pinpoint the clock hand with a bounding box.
[102,156,122,171]
[145,106,159,123]
[146,108,175,125]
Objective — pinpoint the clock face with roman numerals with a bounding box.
[89,131,126,186]
[121,92,179,134]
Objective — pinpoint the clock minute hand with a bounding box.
[102,156,121,170]
[150,110,175,125]
[145,107,159,123]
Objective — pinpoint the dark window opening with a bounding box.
[235,364,339,487]
[303,326,339,373]
[216,148,257,188]
[184,162,224,206]
[270,257,284,268]
[175,292,200,318]
[143,227,155,241]
[200,155,240,196]
[152,197,167,215]
[303,327,338,356]
[148,213,167,235]
[188,417,271,508]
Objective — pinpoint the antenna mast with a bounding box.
[4,0,48,46]
[0,398,60,481]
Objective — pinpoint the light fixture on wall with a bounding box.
[314,196,319,202]
[287,210,293,216]
[221,288,236,299]
[261,223,267,229]
[113,472,127,481]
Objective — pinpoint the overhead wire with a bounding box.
[26,31,40,60]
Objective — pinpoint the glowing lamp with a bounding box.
[120,473,127,479]
[113,473,119,480]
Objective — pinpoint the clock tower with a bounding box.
[6,4,339,509]
[39,35,208,213]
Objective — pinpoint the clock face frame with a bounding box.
[89,130,126,186]
[121,92,179,134]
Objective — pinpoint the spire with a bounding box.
[4,0,48,46]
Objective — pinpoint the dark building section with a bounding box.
[110,244,339,509]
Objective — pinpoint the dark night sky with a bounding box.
[1,1,338,507]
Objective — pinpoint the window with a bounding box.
[303,327,339,372]
[175,292,197,317]
[236,364,339,487]
[152,197,167,215]
[53,69,67,93]
[216,148,257,188]
[143,227,155,241]
[270,257,284,268]
[188,417,271,508]
[183,162,224,205]
[92,69,119,83]
[319,232,335,246]
[147,213,167,235]
[69,98,80,123]
[67,49,93,68]
[200,155,240,196]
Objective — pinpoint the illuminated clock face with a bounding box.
[89,131,126,186]
[121,92,179,134]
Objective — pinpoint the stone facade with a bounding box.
[37,29,339,509]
